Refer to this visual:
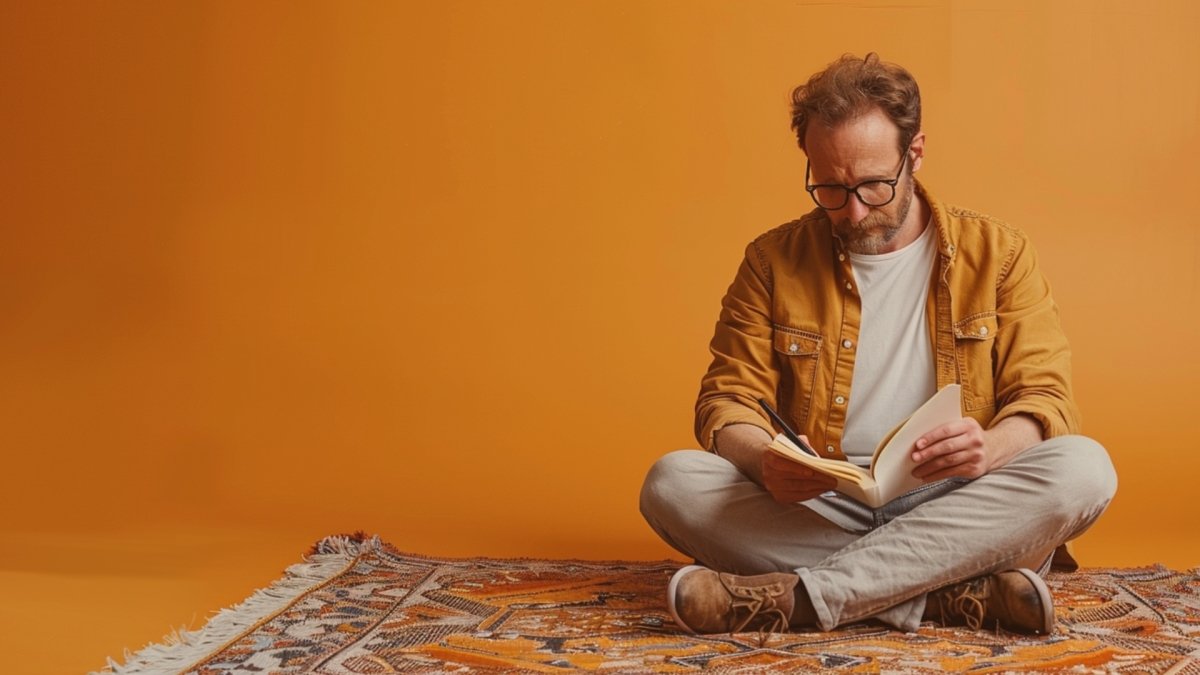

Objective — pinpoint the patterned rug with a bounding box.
[97,533,1200,674]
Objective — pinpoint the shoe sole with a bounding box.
[667,564,707,634]
[1012,567,1055,634]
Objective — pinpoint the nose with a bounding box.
[843,194,870,224]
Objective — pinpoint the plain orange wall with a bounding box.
[3,0,1198,568]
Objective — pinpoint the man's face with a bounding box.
[804,107,924,255]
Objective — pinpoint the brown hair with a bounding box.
[790,52,921,154]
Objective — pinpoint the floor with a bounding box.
[2,525,329,675]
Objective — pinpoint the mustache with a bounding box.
[838,212,891,231]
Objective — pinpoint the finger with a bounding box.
[912,432,970,464]
[772,476,836,491]
[917,435,958,459]
[913,446,984,480]
[912,450,963,479]
[812,472,837,488]
[766,471,835,491]
[915,420,971,451]
[764,456,817,478]
[914,425,986,464]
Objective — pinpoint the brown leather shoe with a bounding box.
[925,568,1055,634]
[667,565,798,634]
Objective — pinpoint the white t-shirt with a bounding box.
[841,220,938,467]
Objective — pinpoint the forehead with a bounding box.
[805,107,902,182]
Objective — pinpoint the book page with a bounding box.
[768,435,873,485]
[830,475,881,506]
[870,384,963,504]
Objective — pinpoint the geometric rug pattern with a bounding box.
[96,533,1200,673]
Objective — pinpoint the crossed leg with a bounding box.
[639,435,1116,631]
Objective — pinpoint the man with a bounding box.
[639,53,1116,635]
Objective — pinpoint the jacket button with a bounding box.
[789,343,799,353]
[842,339,853,349]
[835,395,846,405]
[825,445,836,454]
[978,326,989,336]
[838,253,846,261]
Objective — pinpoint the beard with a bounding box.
[833,173,915,255]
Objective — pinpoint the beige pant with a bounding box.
[639,435,1116,631]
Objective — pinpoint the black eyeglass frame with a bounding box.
[805,153,909,211]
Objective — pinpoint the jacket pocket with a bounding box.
[953,313,997,412]
[772,326,822,431]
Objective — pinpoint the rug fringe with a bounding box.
[91,533,384,675]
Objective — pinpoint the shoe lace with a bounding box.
[723,580,790,634]
[934,576,991,631]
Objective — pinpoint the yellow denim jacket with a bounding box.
[696,181,1080,460]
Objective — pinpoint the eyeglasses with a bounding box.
[805,153,908,210]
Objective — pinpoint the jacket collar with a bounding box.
[916,179,958,261]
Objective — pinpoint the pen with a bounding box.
[757,398,820,457]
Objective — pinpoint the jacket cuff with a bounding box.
[699,406,776,453]
[990,402,1077,440]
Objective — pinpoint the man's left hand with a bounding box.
[910,417,990,481]
[910,414,1044,482]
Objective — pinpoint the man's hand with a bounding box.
[714,424,836,503]
[911,414,1044,482]
[761,435,837,504]
[910,418,989,481]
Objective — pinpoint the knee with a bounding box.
[638,450,712,522]
[1034,435,1118,515]
[1061,435,1117,504]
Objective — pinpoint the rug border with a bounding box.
[91,532,381,675]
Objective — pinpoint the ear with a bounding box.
[908,131,926,173]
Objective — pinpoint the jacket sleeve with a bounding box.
[694,243,779,451]
[989,231,1081,438]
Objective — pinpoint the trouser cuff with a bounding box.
[794,567,836,632]
[795,567,928,632]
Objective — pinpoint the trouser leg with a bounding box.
[639,436,1116,632]
[639,449,918,629]
[795,435,1117,631]
[640,449,860,572]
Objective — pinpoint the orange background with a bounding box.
[2,1,1198,672]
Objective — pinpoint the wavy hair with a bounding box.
[790,53,921,155]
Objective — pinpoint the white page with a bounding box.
[871,383,963,504]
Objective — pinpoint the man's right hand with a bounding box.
[760,437,838,504]
[714,424,837,504]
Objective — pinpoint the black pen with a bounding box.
[757,398,820,457]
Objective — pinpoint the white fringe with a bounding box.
[90,534,383,675]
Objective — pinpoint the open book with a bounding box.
[766,384,963,508]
